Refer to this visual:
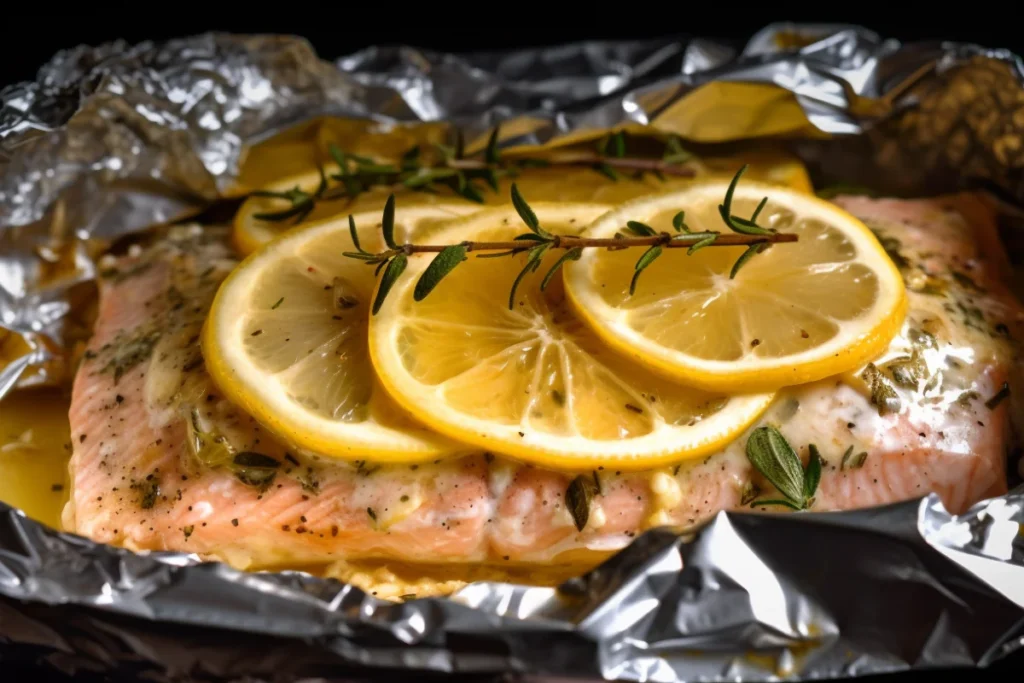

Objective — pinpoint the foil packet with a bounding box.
[1,23,1023,682]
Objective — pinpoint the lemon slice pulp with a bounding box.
[563,180,907,393]
[368,203,774,470]
[204,207,476,461]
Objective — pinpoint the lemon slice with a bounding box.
[204,208,477,461]
[368,203,774,470]
[563,179,907,393]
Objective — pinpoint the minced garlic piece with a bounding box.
[650,470,682,509]
[646,509,674,528]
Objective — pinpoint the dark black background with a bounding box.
[0,12,1022,86]
[2,8,1023,683]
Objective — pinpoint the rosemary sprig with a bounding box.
[249,127,699,224]
[346,165,795,313]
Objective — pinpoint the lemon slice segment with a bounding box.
[563,180,907,393]
[368,203,774,470]
[205,208,476,461]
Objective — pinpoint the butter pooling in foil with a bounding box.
[1,23,1023,682]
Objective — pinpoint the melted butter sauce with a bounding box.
[0,387,72,529]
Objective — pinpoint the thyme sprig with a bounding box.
[250,128,699,224]
[347,165,795,314]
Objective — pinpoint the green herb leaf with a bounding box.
[485,125,501,164]
[508,244,549,310]
[750,196,768,223]
[329,144,348,173]
[458,181,485,204]
[348,214,364,253]
[484,168,500,192]
[415,245,467,301]
[540,247,583,291]
[381,194,397,249]
[804,445,822,500]
[672,211,688,233]
[687,234,718,255]
[745,426,805,506]
[730,243,763,279]
[343,251,382,262]
[630,245,663,295]
[510,183,549,237]
[625,220,657,237]
[566,474,599,532]
[716,165,774,236]
[372,254,407,315]
[726,214,774,235]
[719,164,745,220]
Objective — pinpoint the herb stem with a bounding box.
[350,165,793,312]
[387,232,796,255]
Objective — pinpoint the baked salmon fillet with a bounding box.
[63,194,1023,570]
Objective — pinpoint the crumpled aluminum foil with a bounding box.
[1,23,1023,682]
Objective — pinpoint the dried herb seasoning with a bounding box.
[232,452,280,488]
[862,363,901,416]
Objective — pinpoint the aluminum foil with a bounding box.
[1,23,1023,682]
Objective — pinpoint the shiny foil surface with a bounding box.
[1,23,1023,682]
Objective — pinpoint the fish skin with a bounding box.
[65,194,1023,569]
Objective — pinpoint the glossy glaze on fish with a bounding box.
[64,194,1023,569]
